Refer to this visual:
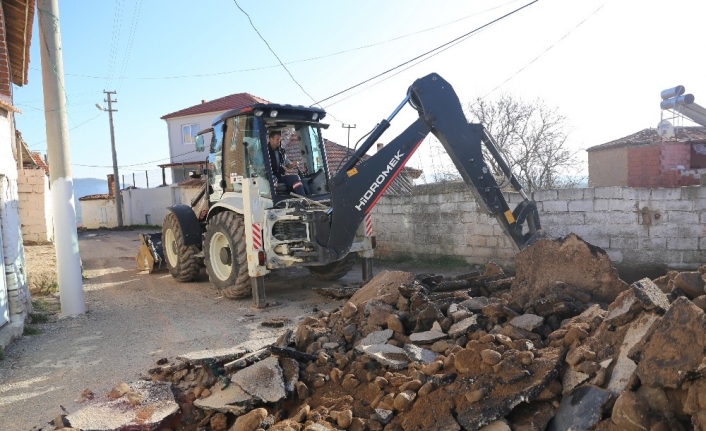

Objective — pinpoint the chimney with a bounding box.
[107,174,115,197]
[201,99,206,104]
[376,143,384,152]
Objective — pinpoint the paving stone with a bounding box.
[356,329,394,350]
[403,344,437,364]
[448,316,480,338]
[509,314,544,331]
[547,385,610,431]
[408,330,447,344]
[231,356,286,403]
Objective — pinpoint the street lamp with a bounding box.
[96,94,123,226]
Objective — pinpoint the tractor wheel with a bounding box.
[204,212,251,299]
[162,212,201,282]
[308,253,356,281]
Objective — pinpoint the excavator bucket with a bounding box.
[136,232,166,273]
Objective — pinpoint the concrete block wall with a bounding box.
[123,186,172,226]
[17,168,52,244]
[370,182,706,272]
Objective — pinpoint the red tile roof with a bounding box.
[160,93,269,120]
[587,126,706,152]
[30,151,49,174]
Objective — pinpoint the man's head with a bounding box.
[268,130,281,149]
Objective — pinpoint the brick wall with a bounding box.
[627,145,661,188]
[17,169,52,244]
[370,182,706,274]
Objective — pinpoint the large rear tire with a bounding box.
[308,254,356,281]
[163,212,201,282]
[204,212,251,299]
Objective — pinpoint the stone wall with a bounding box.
[17,168,52,244]
[369,182,706,274]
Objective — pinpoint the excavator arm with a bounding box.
[322,73,544,260]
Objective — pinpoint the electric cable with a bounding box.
[311,0,539,107]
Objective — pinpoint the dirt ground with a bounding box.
[0,229,469,430]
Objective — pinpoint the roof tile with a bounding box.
[161,93,269,120]
[587,126,706,152]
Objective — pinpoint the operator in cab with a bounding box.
[267,130,307,196]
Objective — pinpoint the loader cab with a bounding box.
[202,104,330,205]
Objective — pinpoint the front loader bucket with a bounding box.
[136,232,166,273]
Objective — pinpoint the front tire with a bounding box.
[204,212,251,299]
[162,213,201,282]
[308,254,356,281]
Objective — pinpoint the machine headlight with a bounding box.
[270,110,278,118]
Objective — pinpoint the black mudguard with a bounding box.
[168,205,202,247]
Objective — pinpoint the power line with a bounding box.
[311,0,539,107]
[481,3,606,99]
[116,0,143,91]
[29,113,102,148]
[105,0,125,89]
[72,149,202,169]
[28,0,521,82]
[232,0,319,107]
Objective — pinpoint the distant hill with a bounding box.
[73,178,108,223]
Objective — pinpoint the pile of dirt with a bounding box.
[49,234,706,430]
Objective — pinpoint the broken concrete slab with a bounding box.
[176,345,249,365]
[605,290,644,327]
[510,234,628,310]
[509,314,544,332]
[403,344,437,364]
[408,330,447,344]
[279,357,299,394]
[672,271,705,299]
[359,344,410,370]
[448,315,480,338]
[631,278,670,314]
[562,368,590,395]
[460,297,490,312]
[231,356,286,403]
[547,385,610,431]
[66,381,179,431]
[355,329,393,350]
[349,270,413,307]
[606,313,660,396]
[194,382,253,415]
[636,297,706,388]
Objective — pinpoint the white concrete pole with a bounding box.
[38,0,85,316]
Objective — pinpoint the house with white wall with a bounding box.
[0,0,36,348]
[160,93,268,183]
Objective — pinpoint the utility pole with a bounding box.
[38,0,85,316]
[99,90,123,226]
[342,124,356,149]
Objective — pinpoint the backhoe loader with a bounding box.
[137,73,544,307]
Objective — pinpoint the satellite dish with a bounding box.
[657,119,675,139]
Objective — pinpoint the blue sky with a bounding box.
[13,0,706,183]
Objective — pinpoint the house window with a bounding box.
[182,124,200,145]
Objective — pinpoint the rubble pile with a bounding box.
[56,234,706,430]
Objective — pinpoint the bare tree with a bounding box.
[466,94,584,192]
